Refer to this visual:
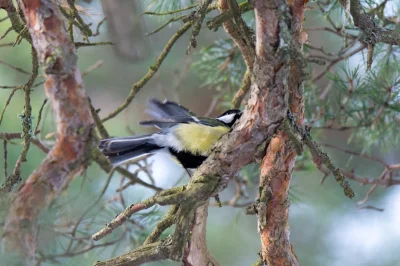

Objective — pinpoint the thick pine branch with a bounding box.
[252,0,306,264]
[2,0,94,263]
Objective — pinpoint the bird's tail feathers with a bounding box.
[99,134,153,154]
[99,134,161,166]
[106,144,162,166]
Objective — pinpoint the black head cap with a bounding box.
[216,109,242,127]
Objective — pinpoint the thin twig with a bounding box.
[145,15,186,36]
[142,4,199,16]
[88,98,109,139]
[232,69,251,108]
[0,27,12,40]
[321,143,388,167]
[282,114,355,198]
[82,60,103,77]
[34,99,47,134]
[186,0,213,53]
[92,17,107,37]
[0,48,38,192]
[3,139,7,179]
[0,16,9,23]
[92,203,148,241]
[102,22,192,122]
[65,169,115,254]
[93,150,162,191]
[75,41,113,48]
[0,42,14,47]
[0,59,30,75]
[312,45,366,82]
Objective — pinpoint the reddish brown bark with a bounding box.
[254,0,305,265]
[0,0,9,8]
[260,134,300,266]
[3,0,94,261]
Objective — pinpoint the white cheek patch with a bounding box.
[217,113,236,124]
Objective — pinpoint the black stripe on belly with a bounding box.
[168,148,207,169]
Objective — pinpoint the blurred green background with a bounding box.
[1,1,400,266]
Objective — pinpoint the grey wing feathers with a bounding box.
[146,98,196,121]
[139,118,194,129]
[140,99,218,128]
[106,145,161,166]
[99,134,163,166]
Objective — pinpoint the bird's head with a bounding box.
[216,109,242,127]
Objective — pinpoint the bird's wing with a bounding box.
[139,117,225,129]
[139,120,190,129]
[141,99,227,129]
[146,98,196,120]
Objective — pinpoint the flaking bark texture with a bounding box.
[255,0,305,265]
[259,134,300,266]
[2,0,94,262]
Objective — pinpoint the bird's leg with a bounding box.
[185,168,193,178]
[214,194,222,207]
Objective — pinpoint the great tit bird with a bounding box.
[99,99,242,170]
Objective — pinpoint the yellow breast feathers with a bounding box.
[175,123,230,156]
